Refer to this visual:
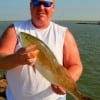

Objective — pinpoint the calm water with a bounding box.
[0,21,100,100]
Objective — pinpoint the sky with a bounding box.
[0,0,100,21]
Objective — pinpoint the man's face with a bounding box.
[30,0,55,27]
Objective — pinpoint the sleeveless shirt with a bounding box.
[6,20,67,100]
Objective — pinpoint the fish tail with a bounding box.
[72,91,93,100]
[75,93,93,100]
[79,95,93,100]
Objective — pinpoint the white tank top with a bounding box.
[6,20,67,100]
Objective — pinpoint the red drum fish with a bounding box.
[19,32,92,100]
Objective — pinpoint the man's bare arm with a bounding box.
[63,29,83,82]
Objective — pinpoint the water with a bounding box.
[0,20,100,100]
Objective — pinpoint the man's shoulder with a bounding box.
[52,22,68,30]
[51,21,67,29]
[13,19,31,29]
[14,19,31,25]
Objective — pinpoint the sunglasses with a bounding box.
[31,0,53,7]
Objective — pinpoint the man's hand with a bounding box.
[51,84,66,95]
[14,45,39,66]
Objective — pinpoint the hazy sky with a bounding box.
[0,0,100,21]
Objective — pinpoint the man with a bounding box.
[0,0,83,100]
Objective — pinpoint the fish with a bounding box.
[19,32,92,100]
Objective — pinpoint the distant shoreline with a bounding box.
[53,20,100,25]
[0,20,100,25]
